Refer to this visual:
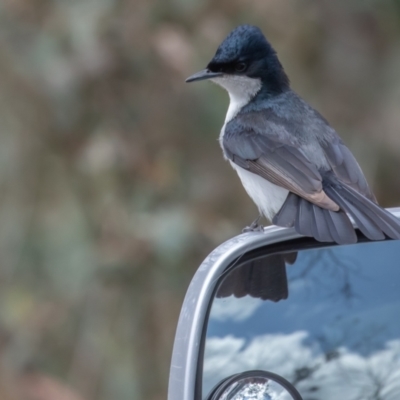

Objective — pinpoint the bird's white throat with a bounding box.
[211,75,262,123]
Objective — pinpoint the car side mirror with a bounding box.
[168,208,400,400]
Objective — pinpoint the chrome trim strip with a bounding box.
[167,207,400,400]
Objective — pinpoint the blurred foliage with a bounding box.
[0,0,400,399]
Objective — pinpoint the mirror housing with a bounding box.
[168,207,400,400]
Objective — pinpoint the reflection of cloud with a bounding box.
[204,332,314,391]
[210,297,263,322]
[204,333,400,399]
[310,340,400,400]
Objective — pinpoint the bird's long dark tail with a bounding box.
[273,182,400,245]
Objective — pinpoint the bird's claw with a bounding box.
[242,215,264,233]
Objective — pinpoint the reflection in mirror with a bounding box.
[202,240,400,400]
[216,252,297,301]
[207,370,303,400]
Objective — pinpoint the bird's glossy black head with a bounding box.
[186,25,289,96]
[210,25,289,93]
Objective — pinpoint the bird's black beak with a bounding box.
[185,69,223,83]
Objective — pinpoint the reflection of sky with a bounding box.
[208,240,400,355]
[204,240,400,399]
[204,333,400,399]
[209,295,263,322]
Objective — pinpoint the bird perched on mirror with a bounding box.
[186,24,400,245]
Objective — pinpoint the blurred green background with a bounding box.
[0,0,400,399]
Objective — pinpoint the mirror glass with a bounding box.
[202,239,400,400]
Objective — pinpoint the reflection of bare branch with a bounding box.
[333,345,400,400]
[289,248,363,305]
[289,344,400,400]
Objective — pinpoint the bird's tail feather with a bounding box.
[324,184,400,241]
[273,183,400,244]
[273,193,356,244]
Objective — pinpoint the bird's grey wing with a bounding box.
[322,136,377,203]
[223,118,339,211]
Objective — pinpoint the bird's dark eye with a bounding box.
[234,62,247,72]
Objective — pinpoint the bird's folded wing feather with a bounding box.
[321,136,377,203]
[223,113,342,211]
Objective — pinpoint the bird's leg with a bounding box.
[242,214,264,233]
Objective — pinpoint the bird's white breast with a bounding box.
[230,161,289,221]
[211,74,288,221]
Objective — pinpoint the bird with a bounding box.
[186,24,400,245]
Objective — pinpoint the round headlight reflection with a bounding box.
[208,370,303,400]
